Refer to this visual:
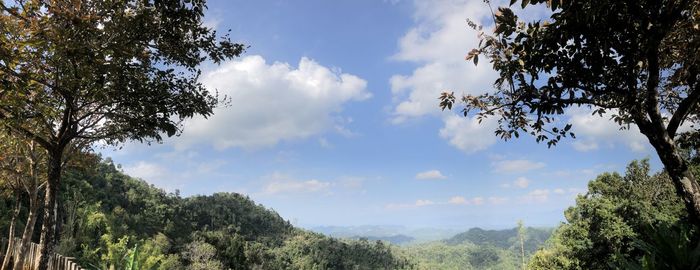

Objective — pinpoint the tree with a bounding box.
[517,220,525,270]
[528,160,687,269]
[182,241,224,270]
[0,1,245,269]
[440,0,700,222]
[0,131,50,270]
[0,142,22,270]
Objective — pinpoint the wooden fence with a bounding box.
[0,238,83,270]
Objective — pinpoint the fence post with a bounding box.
[0,239,84,270]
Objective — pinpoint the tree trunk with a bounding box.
[36,150,62,270]
[14,190,40,270]
[2,191,20,270]
[648,134,700,225]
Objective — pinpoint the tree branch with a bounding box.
[668,82,700,137]
[0,111,53,149]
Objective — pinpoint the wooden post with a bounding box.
[0,238,85,270]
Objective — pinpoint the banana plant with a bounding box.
[124,244,140,270]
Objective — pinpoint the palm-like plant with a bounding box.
[621,223,700,270]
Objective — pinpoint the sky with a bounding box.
[104,0,665,230]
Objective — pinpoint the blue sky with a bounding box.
[104,0,664,229]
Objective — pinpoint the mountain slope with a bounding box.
[50,158,413,270]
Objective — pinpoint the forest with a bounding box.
[1,0,700,269]
[1,154,699,269]
[1,157,413,269]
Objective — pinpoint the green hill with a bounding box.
[402,227,553,270]
[445,227,553,253]
[42,158,413,270]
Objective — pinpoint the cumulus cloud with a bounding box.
[389,0,504,153]
[175,55,370,150]
[390,0,498,107]
[448,196,468,205]
[492,159,546,173]
[513,177,530,188]
[386,199,436,209]
[448,196,485,205]
[501,177,530,189]
[389,1,552,154]
[389,195,508,209]
[567,107,648,152]
[520,187,583,203]
[259,172,332,195]
[439,115,499,153]
[522,189,550,203]
[262,176,331,195]
[415,199,436,206]
[123,161,167,181]
[415,170,447,180]
[488,196,509,205]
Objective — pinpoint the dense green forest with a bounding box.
[529,159,700,269]
[1,158,413,270]
[402,227,551,269]
[396,158,700,270]
[3,156,700,269]
[0,155,557,270]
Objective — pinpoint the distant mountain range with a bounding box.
[311,225,554,249]
[348,234,416,245]
[310,225,461,244]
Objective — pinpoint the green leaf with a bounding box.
[510,0,518,6]
[474,54,479,66]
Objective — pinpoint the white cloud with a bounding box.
[263,179,331,195]
[416,170,447,180]
[121,160,188,192]
[520,187,583,203]
[492,159,546,173]
[123,161,167,181]
[488,196,509,205]
[337,176,367,190]
[448,196,486,205]
[415,199,435,206]
[567,107,648,152]
[390,195,508,209]
[389,0,503,153]
[522,189,550,203]
[471,197,485,205]
[388,1,555,154]
[318,138,333,149]
[439,114,499,153]
[500,177,530,189]
[260,172,331,195]
[448,196,468,205]
[175,55,370,150]
[386,199,436,209]
[514,177,530,188]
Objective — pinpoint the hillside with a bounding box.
[445,227,553,253]
[32,158,413,270]
[403,227,553,270]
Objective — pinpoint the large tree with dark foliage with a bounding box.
[0,0,245,268]
[440,0,700,223]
